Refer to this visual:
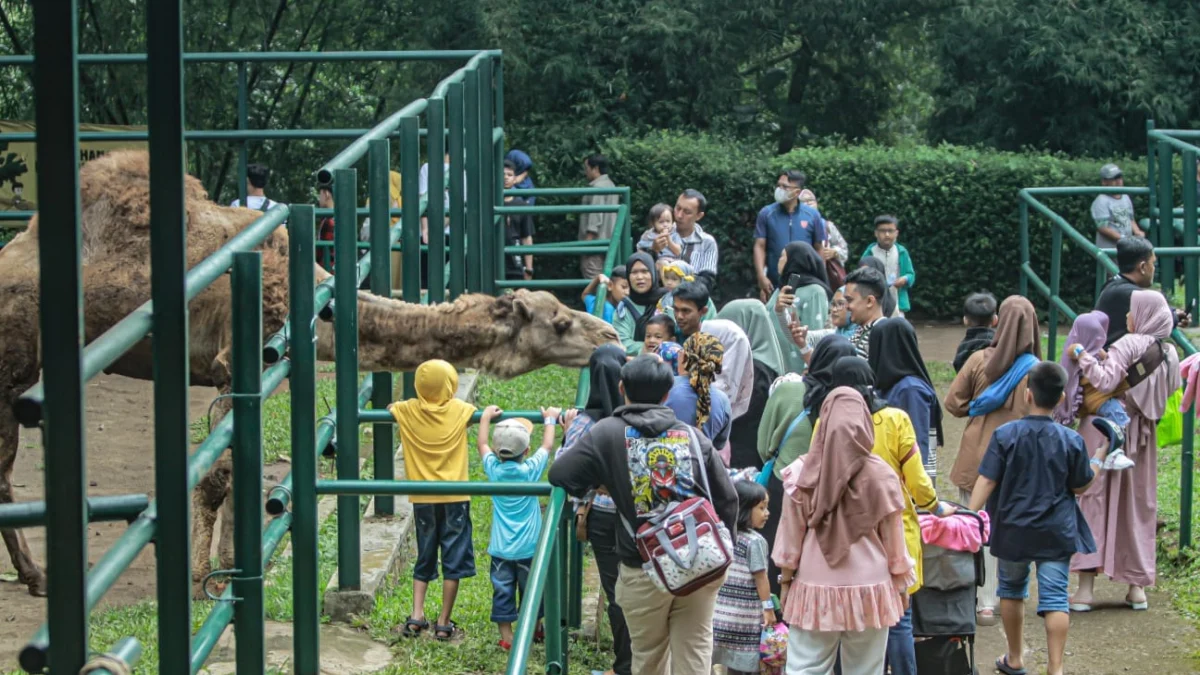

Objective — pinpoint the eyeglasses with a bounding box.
[831,301,847,309]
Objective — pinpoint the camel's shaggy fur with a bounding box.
[0,150,617,597]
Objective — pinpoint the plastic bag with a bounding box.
[1158,388,1184,448]
[760,621,788,673]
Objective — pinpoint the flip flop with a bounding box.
[1068,601,1093,612]
[1126,595,1149,611]
[995,655,1027,675]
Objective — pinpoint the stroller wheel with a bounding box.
[1091,416,1125,455]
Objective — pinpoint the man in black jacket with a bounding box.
[549,355,737,675]
[1093,237,1192,347]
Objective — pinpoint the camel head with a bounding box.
[480,290,619,378]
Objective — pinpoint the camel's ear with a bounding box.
[512,292,534,322]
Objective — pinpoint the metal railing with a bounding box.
[1019,122,1200,548]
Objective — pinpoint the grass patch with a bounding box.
[1155,441,1200,624]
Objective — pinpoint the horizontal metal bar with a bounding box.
[189,512,292,672]
[1018,192,1120,275]
[518,238,613,249]
[0,211,34,222]
[312,207,402,216]
[88,637,143,675]
[265,376,372,516]
[358,408,548,424]
[317,98,427,183]
[1020,186,1151,197]
[495,279,590,289]
[504,245,608,255]
[14,205,290,426]
[505,187,629,198]
[431,52,489,98]
[0,129,448,144]
[1150,131,1200,156]
[1106,246,1200,256]
[315,480,553,497]
[0,494,150,529]
[19,361,291,674]
[0,50,497,67]
[495,204,621,215]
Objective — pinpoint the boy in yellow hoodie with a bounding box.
[389,360,477,642]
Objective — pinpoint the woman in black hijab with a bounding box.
[868,317,945,484]
[780,241,833,300]
[561,343,632,675]
[831,355,890,414]
[802,334,858,423]
[614,251,668,355]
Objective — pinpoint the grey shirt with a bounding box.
[1091,194,1136,248]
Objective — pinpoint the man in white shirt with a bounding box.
[229,162,278,212]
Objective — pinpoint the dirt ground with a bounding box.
[0,326,1198,673]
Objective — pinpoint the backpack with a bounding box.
[620,429,732,596]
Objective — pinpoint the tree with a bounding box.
[929,0,1200,156]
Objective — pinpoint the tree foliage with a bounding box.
[930,0,1200,156]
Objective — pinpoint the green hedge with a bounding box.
[529,132,1153,319]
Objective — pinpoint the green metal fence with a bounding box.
[0,8,632,670]
[1019,120,1200,548]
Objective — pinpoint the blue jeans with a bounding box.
[489,557,531,623]
[997,558,1071,616]
[885,606,916,675]
[413,502,476,582]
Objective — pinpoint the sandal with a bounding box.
[497,639,512,651]
[1125,593,1149,611]
[995,655,1027,675]
[976,607,999,626]
[397,616,428,638]
[434,620,464,642]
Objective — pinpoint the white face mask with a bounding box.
[774,187,793,204]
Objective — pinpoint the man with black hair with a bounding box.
[954,292,998,372]
[844,266,888,358]
[673,189,719,292]
[672,281,709,340]
[1094,237,1188,346]
[580,154,619,279]
[753,169,826,298]
[230,162,278,211]
[549,355,737,675]
[968,360,1104,675]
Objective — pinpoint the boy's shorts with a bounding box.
[490,557,534,623]
[413,501,476,583]
[997,558,1070,616]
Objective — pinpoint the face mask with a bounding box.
[774,187,792,204]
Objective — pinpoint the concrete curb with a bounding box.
[322,370,477,623]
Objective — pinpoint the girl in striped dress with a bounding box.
[712,479,776,674]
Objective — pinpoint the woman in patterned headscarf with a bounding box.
[665,332,733,450]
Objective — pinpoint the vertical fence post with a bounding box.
[334,167,362,589]
[400,115,421,400]
[544,512,566,674]
[287,204,321,673]
[237,61,249,207]
[1048,225,1062,360]
[494,54,504,130]
[1181,148,1198,550]
[232,251,265,675]
[428,97,447,303]
[1018,200,1029,298]
[478,57,496,294]
[568,537,583,630]
[145,0,192,669]
[1147,119,1157,237]
[33,1,88,670]
[447,81,466,299]
[464,69,482,293]
[1159,140,1176,296]
[368,139,395,516]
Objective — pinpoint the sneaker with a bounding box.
[1103,449,1135,471]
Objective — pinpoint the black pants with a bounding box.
[763,471,785,599]
[587,509,631,675]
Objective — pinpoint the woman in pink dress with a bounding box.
[1067,290,1181,611]
[773,387,914,675]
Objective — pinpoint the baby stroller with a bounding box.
[912,506,986,675]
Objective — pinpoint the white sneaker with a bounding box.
[1103,449,1135,471]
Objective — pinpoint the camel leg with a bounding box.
[191,383,234,600]
[0,399,46,596]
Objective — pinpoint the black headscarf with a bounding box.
[830,356,888,414]
[858,257,897,317]
[802,334,857,422]
[867,317,944,445]
[584,343,627,420]
[780,241,833,301]
[624,252,668,341]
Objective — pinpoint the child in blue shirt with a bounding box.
[967,361,1105,675]
[580,266,628,324]
[478,404,560,651]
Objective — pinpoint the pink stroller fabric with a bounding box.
[919,510,991,553]
[1179,352,1200,412]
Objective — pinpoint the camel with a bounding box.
[0,150,618,597]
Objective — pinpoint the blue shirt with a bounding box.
[484,448,550,560]
[665,375,732,448]
[882,375,938,461]
[754,202,827,284]
[583,294,616,324]
[977,416,1096,563]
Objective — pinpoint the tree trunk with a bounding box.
[776,48,814,155]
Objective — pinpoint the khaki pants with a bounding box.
[614,563,723,675]
[959,488,998,609]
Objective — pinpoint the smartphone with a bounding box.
[787,273,804,290]
[783,306,795,325]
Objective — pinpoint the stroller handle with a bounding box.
[919,501,988,543]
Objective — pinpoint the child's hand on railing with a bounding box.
[541,406,562,423]
[481,405,503,421]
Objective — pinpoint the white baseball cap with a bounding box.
[493,418,533,459]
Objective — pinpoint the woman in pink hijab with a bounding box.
[1066,290,1181,611]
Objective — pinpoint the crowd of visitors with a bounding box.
[260,153,1184,675]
